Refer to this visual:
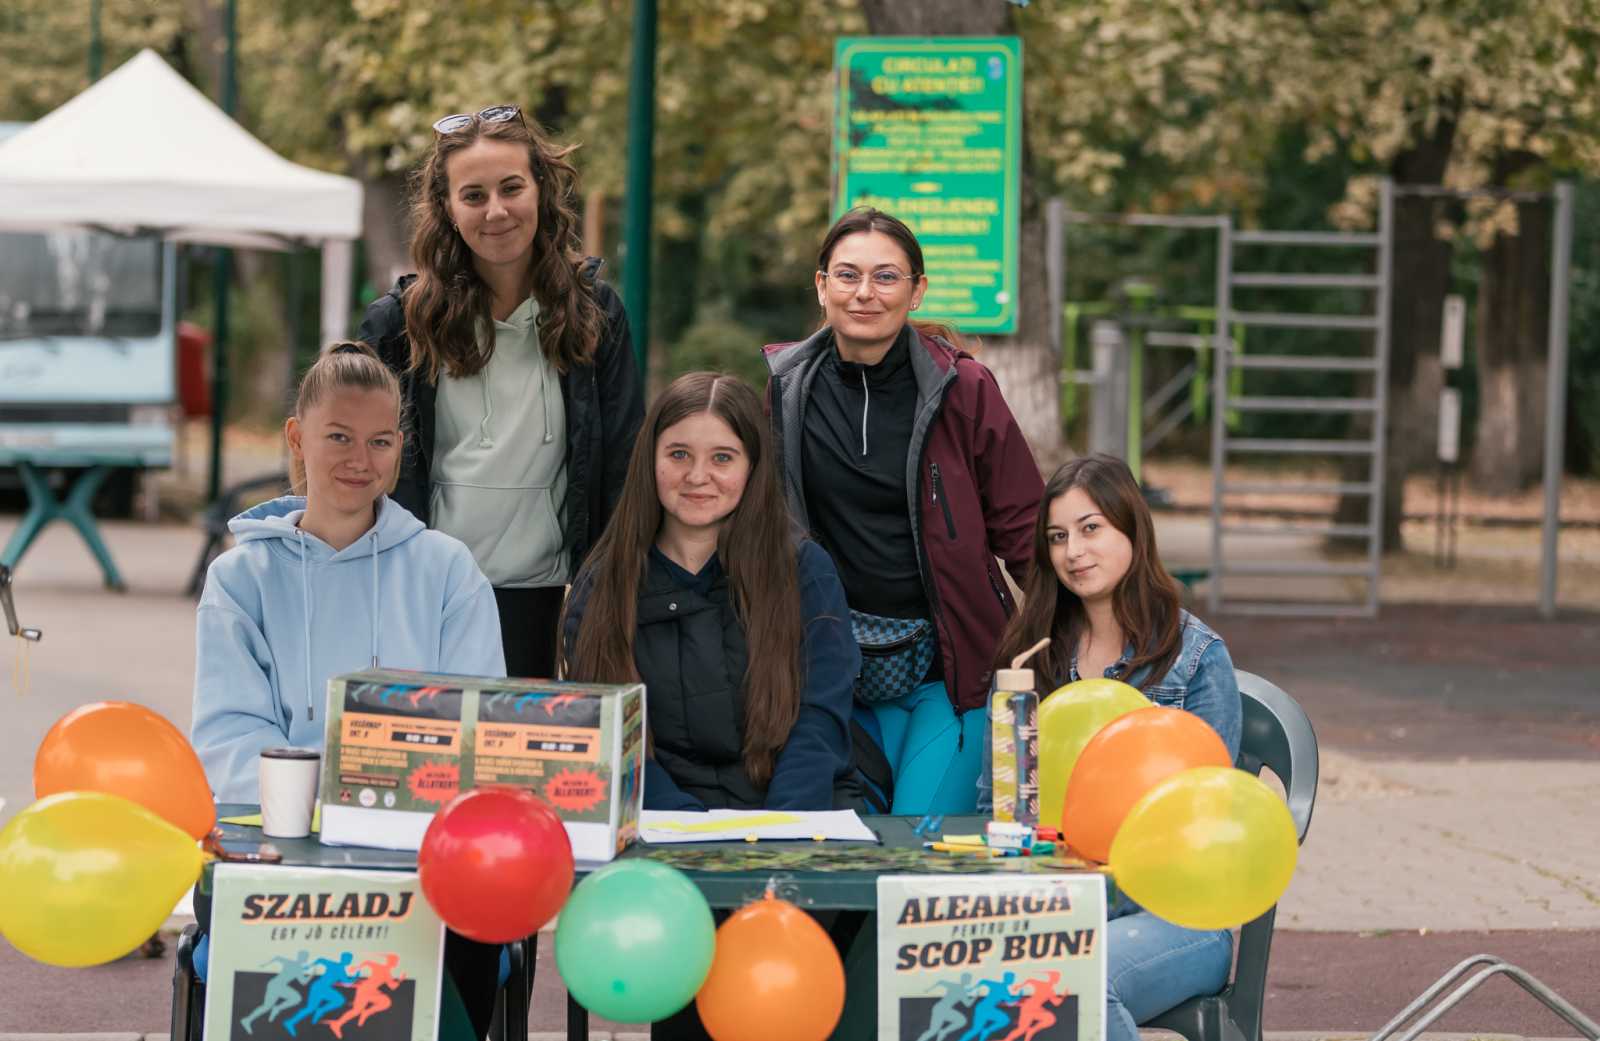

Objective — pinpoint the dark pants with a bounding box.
[493,585,565,678]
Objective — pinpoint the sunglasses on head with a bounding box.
[432,105,525,136]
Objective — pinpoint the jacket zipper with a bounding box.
[930,463,957,540]
[859,624,930,656]
[986,564,1011,611]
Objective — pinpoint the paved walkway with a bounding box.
[1,517,1596,1037]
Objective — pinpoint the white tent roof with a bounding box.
[0,48,361,244]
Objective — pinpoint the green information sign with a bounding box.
[833,37,1022,334]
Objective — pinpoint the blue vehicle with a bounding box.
[0,122,177,518]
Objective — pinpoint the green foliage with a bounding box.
[7,0,1600,470]
[665,310,772,390]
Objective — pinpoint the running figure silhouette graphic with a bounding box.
[1001,970,1067,1041]
[281,951,357,1037]
[326,953,405,1038]
[915,972,978,1041]
[239,950,313,1034]
[956,971,1020,1041]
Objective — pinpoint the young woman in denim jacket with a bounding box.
[993,453,1242,1041]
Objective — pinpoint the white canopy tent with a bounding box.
[0,47,362,348]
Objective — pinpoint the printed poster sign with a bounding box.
[203,865,445,1041]
[833,37,1022,333]
[877,873,1106,1041]
[319,670,645,860]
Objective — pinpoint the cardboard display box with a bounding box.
[318,669,646,863]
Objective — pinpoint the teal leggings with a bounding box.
[870,680,985,815]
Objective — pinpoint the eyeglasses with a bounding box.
[432,105,525,136]
[821,268,918,293]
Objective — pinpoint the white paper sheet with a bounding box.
[639,808,878,844]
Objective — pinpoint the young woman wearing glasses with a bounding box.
[358,105,643,682]
[764,207,1044,816]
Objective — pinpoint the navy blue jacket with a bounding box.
[563,540,861,811]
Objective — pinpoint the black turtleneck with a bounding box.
[801,325,930,621]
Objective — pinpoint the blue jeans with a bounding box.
[870,680,985,815]
[1106,910,1233,1041]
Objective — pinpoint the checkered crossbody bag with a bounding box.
[850,609,936,705]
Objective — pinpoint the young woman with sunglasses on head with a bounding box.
[992,454,1242,1041]
[359,105,643,681]
[764,207,1044,817]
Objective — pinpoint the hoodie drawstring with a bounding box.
[297,529,314,723]
[477,352,495,448]
[298,524,382,722]
[370,529,380,668]
[538,355,554,444]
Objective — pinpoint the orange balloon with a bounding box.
[34,702,216,840]
[1060,706,1231,863]
[696,895,844,1041]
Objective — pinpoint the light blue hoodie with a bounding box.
[192,495,505,802]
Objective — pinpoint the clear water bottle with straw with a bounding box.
[989,638,1048,824]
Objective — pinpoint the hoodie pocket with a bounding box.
[432,482,568,587]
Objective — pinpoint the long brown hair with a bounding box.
[288,341,402,496]
[403,112,602,381]
[994,455,1184,693]
[560,372,803,788]
[817,206,970,350]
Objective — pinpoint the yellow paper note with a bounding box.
[646,811,802,833]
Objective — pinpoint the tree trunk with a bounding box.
[350,153,412,295]
[857,0,1061,458]
[1470,174,1551,494]
[1333,118,1456,551]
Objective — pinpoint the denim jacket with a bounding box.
[1071,609,1241,759]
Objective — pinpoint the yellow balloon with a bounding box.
[0,791,204,967]
[1109,766,1298,931]
[1037,679,1150,830]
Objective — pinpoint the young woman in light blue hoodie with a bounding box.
[191,341,505,803]
[189,342,506,1038]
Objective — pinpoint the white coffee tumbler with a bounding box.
[259,747,321,838]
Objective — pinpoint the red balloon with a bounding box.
[418,787,574,942]
[34,701,215,840]
[1060,706,1231,863]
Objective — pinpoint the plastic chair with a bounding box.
[1144,669,1319,1041]
[170,922,532,1041]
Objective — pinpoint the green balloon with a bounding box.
[554,858,715,1022]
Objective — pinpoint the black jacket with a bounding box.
[357,262,644,573]
[562,544,886,813]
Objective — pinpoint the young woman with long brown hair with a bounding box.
[992,453,1241,1041]
[765,207,1043,816]
[561,372,865,812]
[358,105,643,680]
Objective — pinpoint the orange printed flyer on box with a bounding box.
[318,669,645,862]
